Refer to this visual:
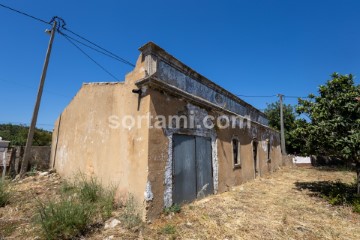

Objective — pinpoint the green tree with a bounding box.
[296,73,360,193]
[264,101,306,154]
[0,124,52,146]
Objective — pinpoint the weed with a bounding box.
[164,203,181,215]
[37,175,117,239]
[161,224,176,235]
[0,180,11,207]
[60,181,76,194]
[36,198,93,240]
[119,195,142,230]
[27,166,37,176]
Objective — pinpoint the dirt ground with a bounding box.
[1,166,359,240]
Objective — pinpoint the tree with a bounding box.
[296,73,360,193]
[0,124,52,146]
[264,101,306,154]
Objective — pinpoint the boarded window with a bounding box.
[232,138,240,167]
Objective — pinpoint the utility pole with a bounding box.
[278,94,287,155]
[19,21,57,177]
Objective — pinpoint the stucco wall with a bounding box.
[146,88,282,219]
[50,54,151,215]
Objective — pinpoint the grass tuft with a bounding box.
[164,203,181,215]
[0,180,11,207]
[161,224,176,235]
[37,198,93,240]
[119,195,143,230]
[36,175,116,239]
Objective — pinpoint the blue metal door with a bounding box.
[195,136,213,199]
[173,134,213,204]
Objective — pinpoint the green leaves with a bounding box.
[296,73,360,163]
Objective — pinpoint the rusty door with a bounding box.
[173,134,213,204]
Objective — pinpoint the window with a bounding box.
[267,139,271,162]
[232,138,241,167]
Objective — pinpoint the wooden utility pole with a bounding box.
[19,21,57,177]
[278,94,287,155]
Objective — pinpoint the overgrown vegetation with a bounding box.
[164,203,181,215]
[265,73,360,192]
[295,180,360,213]
[36,176,116,239]
[37,198,93,239]
[0,180,11,207]
[160,224,176,235]
[0,123,52,146]
[119,195,143,230]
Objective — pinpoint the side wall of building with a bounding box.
[50,55,151,214]
[146,88,282,219]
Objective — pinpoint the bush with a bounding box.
[37,198,93,239]
[161,224,176,235]
[61,176,116,220]
[164,204,181,215]
[37,176,116,239]
[119,195,142,230]
[0,180,11,207]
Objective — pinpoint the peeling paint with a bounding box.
[163,103,219,207]
[157,61,269,126]
[164,134,173,208]
[144,180,154,201]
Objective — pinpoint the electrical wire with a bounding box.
[59,31,132,65]
[0,121,53,127]
[0,3,50,25]
[0,3,135,68]
[59,31,120,81]
[62,27,135,67]
[237,95,277,98]
[236,94,311,99]
[0,78,72,98]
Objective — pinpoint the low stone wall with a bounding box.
[5,146,51,178]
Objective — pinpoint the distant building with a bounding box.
[51,42,283,219]
[0,137,10,177]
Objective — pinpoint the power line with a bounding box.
[59,31,120,81]
[58,31,132,65]
[0,78,72,98]
[62,27,135,67]
[0,3,50,25]
[236,94,311,99]
[0,121,53,127]
[0,3,135,68]
[237,95,277,98]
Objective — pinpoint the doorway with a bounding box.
[253,140,259,177]
[172,134,213,204]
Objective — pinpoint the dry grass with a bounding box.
[1,167,359,239]
[140,167,360,240]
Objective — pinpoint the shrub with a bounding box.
[77,176,103,203]
[0,180,11,207]
[161,224,176,235]
[37,176,117,239]
[164,203,181,215]
[37,198,93,239]
[119,195,142,230]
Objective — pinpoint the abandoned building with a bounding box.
[50,42,283,219]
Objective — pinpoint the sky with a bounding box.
[0,0,359,131]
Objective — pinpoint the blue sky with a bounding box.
[0,0,359,131]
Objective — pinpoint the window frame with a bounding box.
[232,137,241,169]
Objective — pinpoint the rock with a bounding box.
[104,236,114,240]
[39,172,49,177]
[104,218,121,229]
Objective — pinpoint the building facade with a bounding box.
[50,42,282,219]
